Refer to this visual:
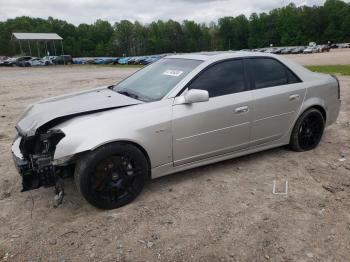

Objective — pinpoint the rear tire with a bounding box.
[75,143,149,209]
[289,108,325,152]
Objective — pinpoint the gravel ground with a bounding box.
[0,51,349,262]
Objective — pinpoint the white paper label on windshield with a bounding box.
[163,70,183,77]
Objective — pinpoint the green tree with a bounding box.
[1,0,350,57]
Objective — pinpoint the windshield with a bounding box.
[113,58,203,101]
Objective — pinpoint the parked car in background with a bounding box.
[0,57,9,66]
[24,57,53,66]
[111,58,120,64]
[274,47,286,54]
[281,47,294,54]
[0,56,9,63]
[12,51,341,209]
[0,56,32,67]
[330,43,339,49]
[140,56,159,65]
[131,57,144,65]
[0,57,14,66]
[264,48,276,53]
[318,45,330,52]
[53,55,73,65]
[291,46,305,54]
[15,56,33,67]
[118,57,131,64]
[43,56,57,63]
[303,46,318,54]
[94,58,113,64]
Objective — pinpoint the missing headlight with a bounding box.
[14,129,66,192]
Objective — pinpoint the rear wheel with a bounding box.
[289,108,325,151]
[75,143,149,209]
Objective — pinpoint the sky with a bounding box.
[0,0,348,25]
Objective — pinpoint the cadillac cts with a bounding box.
[11,52,341,209]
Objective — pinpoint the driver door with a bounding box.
[172,59,253,166]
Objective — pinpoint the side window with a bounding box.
[287,69,300,84]
[249,58,299,89]
[188,59,246,97]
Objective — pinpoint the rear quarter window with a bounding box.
[249,58,301,89]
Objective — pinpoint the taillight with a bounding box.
[331,74,340,99]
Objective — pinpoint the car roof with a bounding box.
[166,51,282,62]
[165,50,316,84]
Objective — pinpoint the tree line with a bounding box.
[0,0,349,57]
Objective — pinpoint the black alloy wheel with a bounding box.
[290,108,325,151]
[75,143,148,209]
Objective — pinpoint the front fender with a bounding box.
[52,99,173,168]
[53,130,148,161]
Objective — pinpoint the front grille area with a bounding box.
[13,134,57,191]
[13,130,67,192]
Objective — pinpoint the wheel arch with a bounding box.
[289,103,326,151]
[309,105,326,121]
[90,140,152,179]
[287,101,327,144]
[299,97,327,122]
[300,104,327,122]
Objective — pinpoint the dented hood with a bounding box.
[16,86,142,136]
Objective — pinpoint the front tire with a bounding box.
[75,143,149,209]
[289,108,325,152]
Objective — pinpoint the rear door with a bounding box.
[172,59,253,166]
[246,57,306,146]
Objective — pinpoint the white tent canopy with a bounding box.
[12,33,62,41]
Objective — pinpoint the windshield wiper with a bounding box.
[117,90,139,100]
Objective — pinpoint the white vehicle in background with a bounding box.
[339,43,350,48]
[303,46,318,54]
[43,56,57,63]
[25,57,53,66]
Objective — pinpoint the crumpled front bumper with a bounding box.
[11,136,56,191]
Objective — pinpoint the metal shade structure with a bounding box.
[11,32,64,59]
[12,33,62,41]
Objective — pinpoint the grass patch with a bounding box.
[306,65,350,76]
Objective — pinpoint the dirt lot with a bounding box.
[0,50,349,262]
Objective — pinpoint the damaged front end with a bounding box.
[11,129,72,199]
[11,86,142,206]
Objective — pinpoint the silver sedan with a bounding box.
[12,52,341,209]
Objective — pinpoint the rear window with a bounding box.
[249,58,300,89]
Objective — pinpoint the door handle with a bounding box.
[235,106,249,114]
[289,94,300,101]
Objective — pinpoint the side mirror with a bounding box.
[182,89,209,104]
